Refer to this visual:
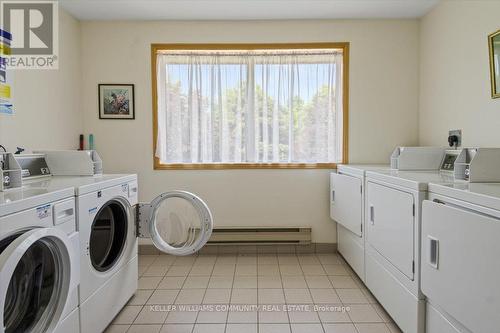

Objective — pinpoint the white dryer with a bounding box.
[422,182,500,333]
[0,186,80,333]
[330,164,389,281]
[330,146,446,282]
[363,168,456,333]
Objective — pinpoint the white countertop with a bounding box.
[366,170,457,191]
[24,174,137,196]
[0,187,74,217]
[337,164,390,177]
[428,182,500,211]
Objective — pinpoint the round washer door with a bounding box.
[149,191,213,256]
[0,228,76,333]
[88,199,129,272]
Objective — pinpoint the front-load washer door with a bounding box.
[89,199,129,272]
[0,228,76,333]
[139,191,213,256]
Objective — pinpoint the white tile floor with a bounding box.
[105,252,402,333]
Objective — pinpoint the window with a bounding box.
[152,43,349,169]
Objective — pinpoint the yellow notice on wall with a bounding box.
[0,84,11,98]
[0,43,10,55]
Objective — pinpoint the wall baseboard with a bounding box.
[139,243,337,255]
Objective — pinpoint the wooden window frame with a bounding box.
[151,42,350,170]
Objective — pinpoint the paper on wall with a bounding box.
[0,29,13,115]
[0,82,12,115]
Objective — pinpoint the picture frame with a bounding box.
[488,29,500,99]
[98,84,135,119]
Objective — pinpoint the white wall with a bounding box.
[0,9,82,151]
[81,20,419,243]
[5,1,497,243]
[419,0,500,146]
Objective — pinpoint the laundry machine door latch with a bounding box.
[136,203,152,238]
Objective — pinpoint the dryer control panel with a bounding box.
[440,150,460,172]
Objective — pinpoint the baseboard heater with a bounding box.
[207,227,311,245]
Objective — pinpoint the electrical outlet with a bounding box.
[448,129,462,148]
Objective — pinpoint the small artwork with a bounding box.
[98,84,135,119]
[489,29,500,98]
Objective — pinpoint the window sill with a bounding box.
[153,162,339,170]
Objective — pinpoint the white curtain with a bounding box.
[156,50,343,164]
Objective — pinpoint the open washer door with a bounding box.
[0,228,77,333]
[138,191,213,256]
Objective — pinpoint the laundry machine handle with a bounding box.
[53,199,75,225]
[427,236,439,269]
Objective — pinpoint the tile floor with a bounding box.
[105,252,402,333]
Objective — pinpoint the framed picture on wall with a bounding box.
[98,84,135,119]
[489,29,500,99]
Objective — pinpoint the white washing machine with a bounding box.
[78,176,213,333]
[0,186,80,333]
[17,151,213,333]
[25,166,213,333]
[74,175,139,333]
[363,166,457,333]
[13,155,138,332]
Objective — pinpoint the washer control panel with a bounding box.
[15,154,51,179]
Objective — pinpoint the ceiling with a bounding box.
[59,0,441,21]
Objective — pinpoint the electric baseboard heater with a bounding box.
[207,227,311,245]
